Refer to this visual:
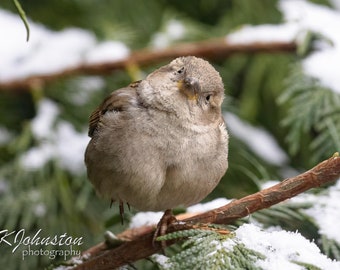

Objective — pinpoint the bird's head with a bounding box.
[140,56,225,124]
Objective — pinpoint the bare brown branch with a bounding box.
[71,155,340,270]
[186,154,340,224]
[0,38,296,91]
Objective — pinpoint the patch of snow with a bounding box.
[0,10,46,81]
[15,28,95,78]
[31,98,60,139]
[226,0,340,94]
[166,20,186,40]
[129,198,230,228]
[270,178,340,245]
[0,11,96,81]
[151,254,172,269]
[224,113,288,165]
[151,19,186,49]
[228,23,298,44]
[301,179,340,244]
[0,9,129,82]
[186,198,231,213]
[302,48,340,93]
[261,180,280,190]
[54,121,89,174]
[236,223,340,270]
[129,211,163,229]
[279,166,300,179]
[261,175,340,245]
[84,41,130,64]
[281,0,340,94]
[20,99,89,174]
[20,143,55,169]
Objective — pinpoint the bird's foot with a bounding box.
[153,209,178,249]
[110,199,130,225]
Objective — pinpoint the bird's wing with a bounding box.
[88,80,142,137]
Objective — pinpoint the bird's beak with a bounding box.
[177,77,201,100]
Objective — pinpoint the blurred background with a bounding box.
[0,0,339,269]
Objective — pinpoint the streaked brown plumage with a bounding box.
[85,56,229,223]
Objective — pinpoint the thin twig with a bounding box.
[12,0,30,42]
[71,155,340,270]
[0,39,296,91]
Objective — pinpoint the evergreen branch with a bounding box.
[0,39,296,91]
[69,154,340,270]
[279,67,340,159]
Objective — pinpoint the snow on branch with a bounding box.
[0,38,296,91]
[67,154,340,270]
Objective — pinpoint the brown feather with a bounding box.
[88,80,142,137]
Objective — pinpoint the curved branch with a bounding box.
[71,154,340,270]
[0,38,296,91]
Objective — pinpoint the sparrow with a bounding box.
[85,56,229,235]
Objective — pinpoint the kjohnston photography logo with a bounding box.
[0,228,83,260]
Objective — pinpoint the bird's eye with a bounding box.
[206,95,211,102]
[176,67,185,74]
